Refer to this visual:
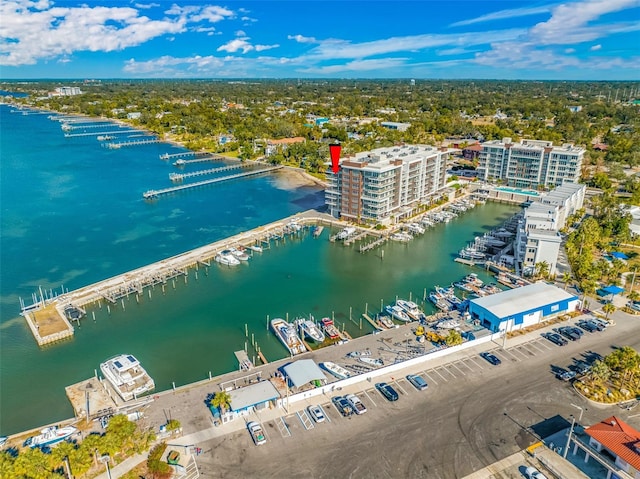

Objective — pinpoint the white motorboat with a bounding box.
[385,304,411,322]
[215,250,241,266]
[336,226,356,240]
[437,319,460,330]
[248,244,263,253]
[100,354,155,402]
[396,299,427,322]
[295,318,326,342]
[320,361,351,380]
[23,426,78,449]
[271,318,307,355]
[228,246,249,261]
[346,349,371,358]
[377,315,395,329]
[358,357,383,367]
[390,232,413,242]
[321,317,341,339]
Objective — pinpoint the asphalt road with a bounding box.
[194,313,640,479]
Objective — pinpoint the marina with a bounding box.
[0,104,524,437]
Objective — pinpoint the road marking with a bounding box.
[458,359,475,372]
[296,410,314,430]
[450,362,467,375]
[394,380,408,395]
[442,366,457,379]
[531,339,552,351]
[362,389,377,407]
[423,371,438,385]
[431,368,449,381]
[275,416,292,438]
[467,356,485,369]
[500,349,521,361]
[319,404,331,423]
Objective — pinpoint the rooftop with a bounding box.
[585,416,640,471]
[228,380,280,412]
[470,282,578,319]
[283,359,327,388]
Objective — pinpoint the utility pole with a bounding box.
[563,415,576,459]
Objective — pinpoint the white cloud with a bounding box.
[590,44,602,50]
[235,30,246,37]
[133,2,159,9]
[217,37,279,54]
[299,58,408,75]
[241,16,257,23]
[565,48,576,53]
[0,1,237,66]
[451,4,553,27]
[288,34,318,44]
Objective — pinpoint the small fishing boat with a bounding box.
[228,247,249,261]
[358,357,383,367]
[377,315,395,329]
[248,244,263,253]
[347,350,371,358]
[23,426,77,449]
[396,299,427,322]
[295,317,326,342]
[215,250,240,266]
[320,361,351,380]
[385,304,411,322]
[336,227,356,240]
[321,317,341,339]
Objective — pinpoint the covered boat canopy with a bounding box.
[283,359,327,389]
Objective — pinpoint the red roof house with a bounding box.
[584,416,640,475]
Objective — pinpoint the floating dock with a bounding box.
[234,351,254,371]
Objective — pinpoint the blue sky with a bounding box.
[1,0,639,79]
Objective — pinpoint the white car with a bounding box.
[308,405,326,423]
[346,394,367,415]
[247,421,266,446]
[524,466,548,479]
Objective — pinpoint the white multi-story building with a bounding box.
[515,182,586,276]
[325,145,450,223]
[478,138,584,189]
[48,86,82,97]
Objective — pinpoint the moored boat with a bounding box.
[228,246,249,261]
[100,354,155,402]
[396,299,427,322]
[295,317,326,343]
[385,304,411,322]
[23,426,78,449]
[270,318,307,355]
[248,244,263,253]
[336,227,356,240]
[377,314,395,329]
[215,250,240,266]
[320,361,351,380]
[347,349,371,358]
[321,317,341,339]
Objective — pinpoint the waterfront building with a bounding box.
[477,138,584,189]
[48,86,82,97]
[220,380,280,424]
[265,136,305,156]
[468,282,580,333]
[514,183,586,276]
[325,144,450,223]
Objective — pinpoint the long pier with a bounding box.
[62,123,114,131]
[64,130,136,138]
[106,138,161,149]
[144,165,283,199]
[173,156,225,167]
[169,163,251,182]
[160,151,213,161]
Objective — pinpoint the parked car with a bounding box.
[406,374,428,391]
[628,301,640,312]
[307,405,326,423]
[375,382,399,402]
[247,421,266,446]
[591,317,609,330]
[556,326,580,341]
[573,360,591,375]
[524,466,548,479]
[577,320,597,333]
[480,352,502,365]
[332,396,354,417]
[345,394,367,415]
[588,319,606,331]
[556,369,576,381]
[544,332,567,346]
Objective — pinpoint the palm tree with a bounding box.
[589,360,611,386]
[535,261,550,280]
[562,271,572,290]
[210,391,232,413]
[603,302,616,320]
[628,290,640,302]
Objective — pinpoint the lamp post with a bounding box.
[570,403,584,422]
[98,455,112,479]
[563,415,576,459]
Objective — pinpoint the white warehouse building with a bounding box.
[468,282,580,333]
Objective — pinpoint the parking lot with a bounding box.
[186,312,640,478]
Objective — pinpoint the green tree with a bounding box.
[603,302,616,320]
[210,391,232,412]
[534,261,550,280]
[589,360,611,385]
[445,329,463,346]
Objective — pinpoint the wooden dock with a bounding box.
[234,350,254,371]
[64,130,135,138]
[144,165,283,199]
[362,313,384,331]
[359,235,388,253]
[106,138,161,149]
[169,163,250,182]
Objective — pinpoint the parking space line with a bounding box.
[466,356,485,369]
[363,389,377,407]
[519,344,538,356]
[514,346,535,358]
[530,339,551,351]
[500,349,521,361]
[450,362,467,375]
[423,371,438,385]
[441,366,457,379]
[394,380,408,396]
[430,368,449,381]
[458,359,475,372]
[319,404,331,423]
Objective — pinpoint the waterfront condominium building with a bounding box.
[514,182,586,277]
[477,138,584,189]
[325,144,450,223]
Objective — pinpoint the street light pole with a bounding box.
[563,415,576,459]
[570,403,584,422]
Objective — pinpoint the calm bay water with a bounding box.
[0,104,519,435]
